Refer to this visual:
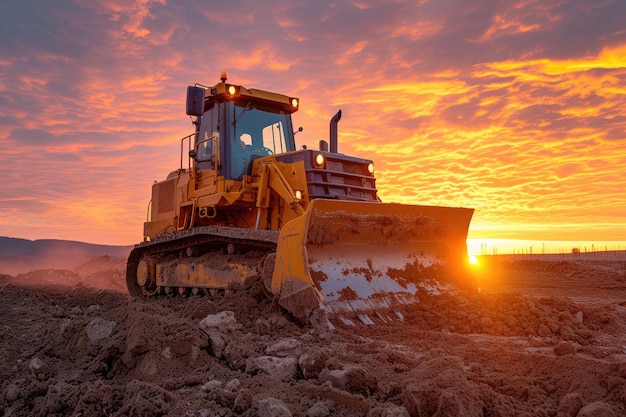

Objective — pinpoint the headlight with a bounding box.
[314,153,325,167]
[367,163,375,174]
[291,98,299,108]
[228,85,237,95]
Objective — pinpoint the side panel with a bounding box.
[153,178,176,221]
[144,172,190,239]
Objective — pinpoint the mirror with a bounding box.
[186,86,205,116]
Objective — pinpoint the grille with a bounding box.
[156,179,175,215]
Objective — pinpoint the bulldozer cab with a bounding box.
[188,82,299,180]
[227,102,296,179]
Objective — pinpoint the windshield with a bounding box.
[229,102,295,178]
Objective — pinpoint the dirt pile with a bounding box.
[1,259,626,416]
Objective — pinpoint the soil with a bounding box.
[2,255,626,417]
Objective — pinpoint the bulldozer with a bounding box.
[126,73,476,328]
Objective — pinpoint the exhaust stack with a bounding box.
[329,110,342,153]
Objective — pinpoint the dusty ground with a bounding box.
[1,255,626,417]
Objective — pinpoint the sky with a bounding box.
[1,0,625,249]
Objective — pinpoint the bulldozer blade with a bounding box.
[269,199,475,328]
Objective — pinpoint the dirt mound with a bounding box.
[2,255,126,293]
[2,260,626,416]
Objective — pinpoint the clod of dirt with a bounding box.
[233,389,254,413]
[556,392,583,417]
[319,364,378,396]
[401,354,482,417]
[299,348,332,379]
[554,341,578,356]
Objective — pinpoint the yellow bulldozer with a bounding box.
[126,73,476,328]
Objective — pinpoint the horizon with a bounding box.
[467,238,626,256]
[3,235,625,258]
[1,1,625,246]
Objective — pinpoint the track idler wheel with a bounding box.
[136,259,158,296]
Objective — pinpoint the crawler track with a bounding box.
[126,226,279,298]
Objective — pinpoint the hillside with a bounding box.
[0,237,132,275]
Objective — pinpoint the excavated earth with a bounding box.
[1,254,626,417]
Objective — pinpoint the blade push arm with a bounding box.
[255,162,306,229]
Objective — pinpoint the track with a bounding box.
[126,226,279,298]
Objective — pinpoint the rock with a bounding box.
[29,357,44,371]
[161,346,172,359]
[29,357,53,381]
[256,397,293,417]
[305,400,334,417]
[223,342,250,371]
[85,304,101,314]
[318,364,377,396]
[576,401,622,417]
[246,356,299,382]
[574,311,584,324]
[84,318,116,343]
[200,380,222,392]
[69,306,82,315]
[199,311,238,333]
[556,392,583,417]
[206,331,227,358]
[224,378,240,392]
[4,382,20,402]
[366,403,411,417]
[266,338,301,357]
[299,349,330,379]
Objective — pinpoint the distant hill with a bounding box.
[0,237,133,275]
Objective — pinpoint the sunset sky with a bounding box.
[1,0,625,251]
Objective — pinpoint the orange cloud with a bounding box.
[1,0,625,248]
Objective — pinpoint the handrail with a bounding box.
[194,134,219,180]
[180,132,197,171]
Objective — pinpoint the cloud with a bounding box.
[0,0,625,245]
